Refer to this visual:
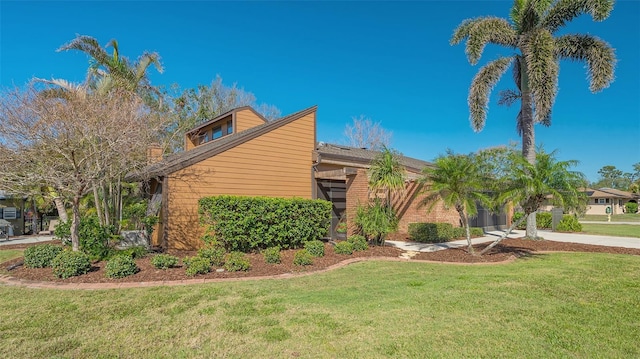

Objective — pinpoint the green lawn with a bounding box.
[581,213,640,222]
[580,223,640,238]
[0,249,22,263]
[1,252,639,358]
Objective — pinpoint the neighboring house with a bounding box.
[129,106,465,250]
[0,191,26,236]
[584,188,638,215]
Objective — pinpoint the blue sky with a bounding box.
[1,1,638,183]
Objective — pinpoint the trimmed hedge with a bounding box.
[334,241,354,255]
[184,256,211,276]
[224,252,251,272]
[304,240,325,257]
[105,255,139,279]
[199,195,332,252]
[451,227,484,239]
[408,223,454,243]
[263,246,281,264]
[347,235,369,251]
[23,244,63,268]
[512,212,553,230]
[293,249,313,266]
[150,254,179,269]
[557,215,582,232]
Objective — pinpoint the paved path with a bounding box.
[0,235,56,246]
[387,229,640,252]
[579,221,640,225]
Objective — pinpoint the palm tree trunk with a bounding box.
[456,207,474,254]
[479,213,528,255]
[526,211,538,239]
[520,61,538,238]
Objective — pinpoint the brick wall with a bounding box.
[345,169,461,235]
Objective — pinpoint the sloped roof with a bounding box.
[596,187,636,199]
[315,143,432,173]
[184,106,267,136]
[128,105,317,180]
[583,188,630,199]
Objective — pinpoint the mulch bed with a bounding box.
[2,238,639,284]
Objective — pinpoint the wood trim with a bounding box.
[161,176,169,248]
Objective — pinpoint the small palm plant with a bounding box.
[420,151,489,254]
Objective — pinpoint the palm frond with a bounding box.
[542,0,614,33]
[135,52,164,81]
[57,35,111,68]
[555,34,616,92]
[498,89,521,107]
[523,28,558,123]
[368,146,406,192]
[468,56,514,131]
[462,17,518,65]
[450,18,478,45]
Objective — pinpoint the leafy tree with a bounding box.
[482,148,587,250]
[451,0,616,164]
[343,115,392,150]
[591,164,636,190]
[368,146,406,208]
[420,151,490,254]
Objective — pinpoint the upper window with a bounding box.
[226,120,233,135]
[199,131,210,145]
[212,125,223,140]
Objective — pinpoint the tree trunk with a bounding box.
[53,197,68,223]
[520,59,536,165]
[456,207,474,254]
[526,211,538,239]
[93,186,104,226]
[102,182,110,227]
[70,195,81,251]
[479,213,528,255]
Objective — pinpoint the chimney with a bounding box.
[147,143,163,164]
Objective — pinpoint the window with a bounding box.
[199,131,210,145]
[226,120,233,135]
[597,198,609,204]
[2,207,17,220]
[212,125,223,140]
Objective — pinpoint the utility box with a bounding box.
[551,207,564,231]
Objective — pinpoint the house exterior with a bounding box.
[0,191,26,236]
[584,188,638,215]
[130,106,464,250]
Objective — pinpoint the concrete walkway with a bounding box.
[0,235,56,246]
[579,221,640,225]
[387,229,640,252]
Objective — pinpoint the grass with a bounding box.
[1,252,639,358]
[580,223,640,238]
[0,249,22,263]
[581,213,640,222]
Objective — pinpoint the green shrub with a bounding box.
[184,256,211,276]
[117,246,148,259]
[105,255,139,279]
[334,241,354,255]
[626,202,638,214]
[23,244,63,268]
[54,216,114,260]
[150,254,179,269]
[347,235,368,251]
[224,251,251,272]
[470,227,484,237]
[408,222,454,243]
[263,246,281,264]
[198,244,226,266]
[556,215,582,232]
[51,250,92,279]
[199,196,332,252]
[537,212,552,229]
[293,249,313,266]
[451,227,484,239]
[353,199,397,245]
[304,240,325,257]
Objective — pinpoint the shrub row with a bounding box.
[512,212,553,230]
[199,195,332,252]
[408,223,483,243]
[556,215,582,232]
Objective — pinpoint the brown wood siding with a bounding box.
[165,112,316,249]
[235,109,266,132]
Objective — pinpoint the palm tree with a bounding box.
[481,148,587,251]
[368,146,406,205]
[451,0,615,238]
[451,0,616,164]
[57,35,163,105]
[420,152,490,254]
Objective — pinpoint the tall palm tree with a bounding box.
[420,152,490,254]
[483,148,586,249]
[451,0,616,164]
[451,0,615,238]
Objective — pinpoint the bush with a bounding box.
[293,249,313,266]
[199,196,332,252]
[626,202,638,214]
[512,212,552,229]
[198,244,226,266]
[511,212,526,230]
[408,223,454,243]
[54,216,114,260]
[184,256,211,276]
[105,255,139,279]
[556,215,582,232]
[263,246,281,264]
[347,235,368,251]
[150,254,179,269]
[451,227,484,239]
[117,246,148,259]
[353,199,397,245]
[224,251,251,272]
[23,244,63,268]
[304,240,325,257]
[51,250,92,279]
[334,241,354,255]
